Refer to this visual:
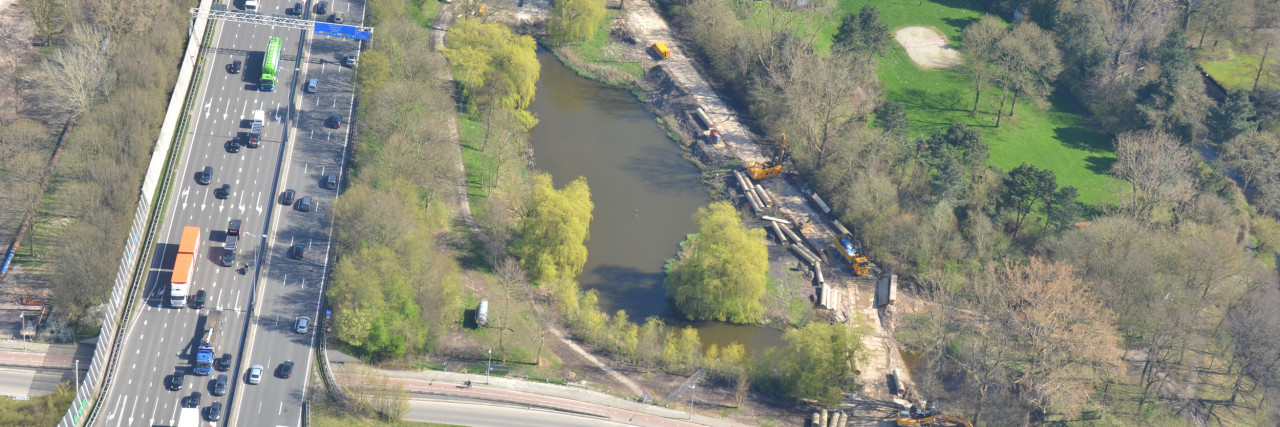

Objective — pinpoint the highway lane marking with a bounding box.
[106,394,125,421]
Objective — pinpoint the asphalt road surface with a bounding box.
[406,398,633,427]
[93,0,361,425]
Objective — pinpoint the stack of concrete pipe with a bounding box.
[732,170,764,214]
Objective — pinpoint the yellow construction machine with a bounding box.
[896,407,973,427]
[746,134,788,180]
[834,233,870,276]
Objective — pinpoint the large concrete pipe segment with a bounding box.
[694,107,714,131]
[754,183,774,207]
[811,412,821,427]
[745,184,765,213]
[769,220,788,245]
[780,225,813,254]
[809,192,832,214]
[788,243,818,265]
[820,410,828,427]
[831,220,851,237]
[838,411,847,427]
[815,263,825,286]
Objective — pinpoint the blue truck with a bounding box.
[194,310,224,375]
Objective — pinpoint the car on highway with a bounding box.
[215,183,231,199]
[183,392,201,408]
[315,1,328,14]
[225,140,241,153]
[212,374,228,396]
[298,196,313,212]
[289,243,305,260]
[326,114,343,129]
[279,361,294,379]
[205,401,223,421]
[192,290,206,309]
[343,54,357,67]
[295,316,309,334]
[333,11,344,23]
[306,79,318,93]
[325,173,338,189]
[290,2,302,15]
[198,166,213,185]
[167,371,185,391]
[280,189,296,205]
[228,60,241,74]
[248,365,263,384]
[215,353,232,372]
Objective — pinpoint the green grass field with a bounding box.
[824,0,1124,206]
[1199,49,1278,92]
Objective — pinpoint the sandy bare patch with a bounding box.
[894,26,962,70]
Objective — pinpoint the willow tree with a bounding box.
[547,0,606,45]
[665,201,768,323]
[441,17,540,128]
[514,174,593,283]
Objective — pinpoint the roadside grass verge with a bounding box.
[408,0,441,27]
[311,399,458,427]
[822,0,1123,206]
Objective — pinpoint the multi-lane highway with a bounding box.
[94,0,363,425]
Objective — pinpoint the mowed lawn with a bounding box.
[822,0,1124,206]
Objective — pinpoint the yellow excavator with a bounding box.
[896,407,973,427]
[746,134,788,180]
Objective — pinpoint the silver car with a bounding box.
[247,365,263,385]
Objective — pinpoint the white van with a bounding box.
[244,0,259,11]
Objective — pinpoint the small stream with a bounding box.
[528,51,784,353]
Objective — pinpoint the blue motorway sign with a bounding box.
[314,23,371,40]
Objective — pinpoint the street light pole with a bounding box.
[689,383,696,420]
[487,348,492,385]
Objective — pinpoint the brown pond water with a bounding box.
[528,51,784,353]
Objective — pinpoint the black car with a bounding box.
[225,140,240,153]
[280,189,296,205]
[212,374,228,396]
[326,114,342,129]
[183,392,202,408]
[191,290,206,309]
[228,60,242,74]
[167,371,185,391]
[215,353,232,372]
[325,173,338,190]
[290,2,302,15]
[315,1,328,14]
[279,360,294,379]
[289,243,305,260]
[298,196,313,212]
[215,184,231,199]
[198,166,213,185]
[205,401,223,421]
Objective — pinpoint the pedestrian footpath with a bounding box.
[0,340,91,369]
[359,367,747,427]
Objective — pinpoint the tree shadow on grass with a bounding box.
[1084,155,1117,175]
[942,17,979,35]
[1053,123,1113,153]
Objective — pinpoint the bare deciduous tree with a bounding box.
[20,0,65,46]
[1110,130,1194,220]
[31,25,110,117]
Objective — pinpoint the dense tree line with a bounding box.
[665,0,1280,421]
[4,0,189,324]
[328,0,463,359]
